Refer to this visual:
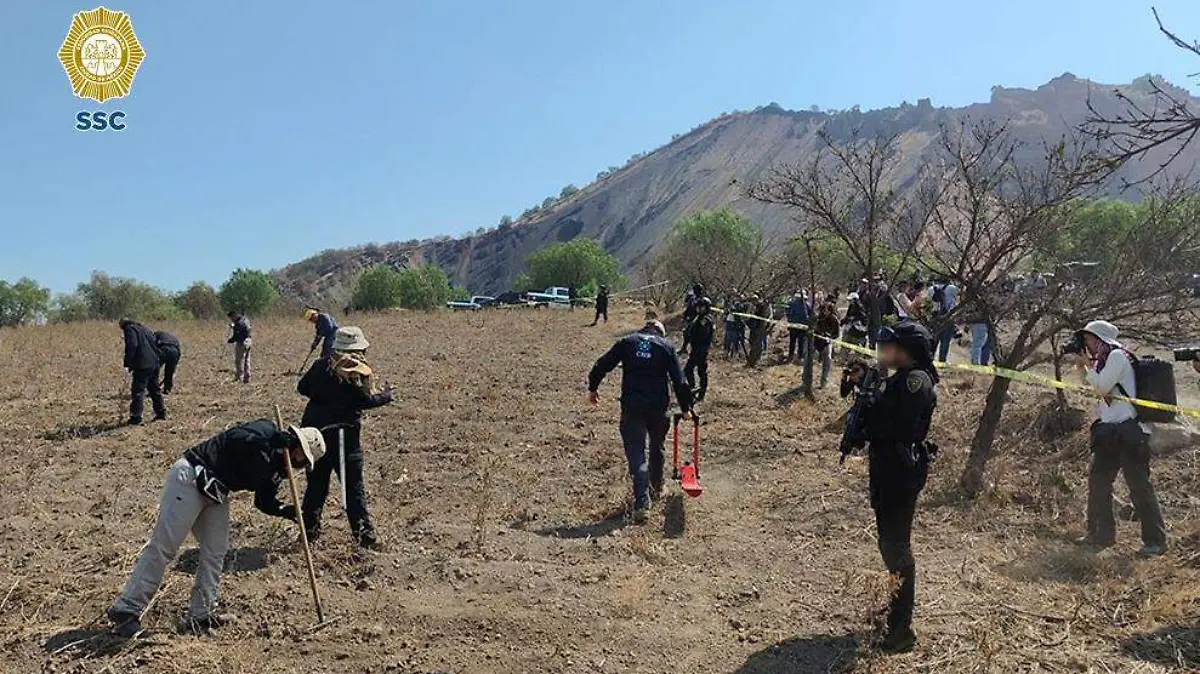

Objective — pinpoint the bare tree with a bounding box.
[924,119,1200,497]
[1082,8,1200,182]
[748,131,942,333]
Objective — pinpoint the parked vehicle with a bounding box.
[524,286,572,307]
[446,296,496,310]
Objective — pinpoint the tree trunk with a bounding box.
[958,375,1012,498]
[1050,333,1068,409]
[802,236,816,400]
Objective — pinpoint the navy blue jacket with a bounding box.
[787,297,810,325]
[588,331,693,413]
[311,313,339,357]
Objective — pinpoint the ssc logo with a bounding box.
[58,7,146,102]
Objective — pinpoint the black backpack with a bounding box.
[1115,350,1177,424]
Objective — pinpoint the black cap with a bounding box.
[878,320,934,363]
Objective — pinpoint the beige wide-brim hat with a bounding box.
[332,326,370,352]
[289,426,326,468]
[1082,320,1122,348]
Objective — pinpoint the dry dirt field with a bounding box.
[0,306,1197,673]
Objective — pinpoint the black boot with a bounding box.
[108,610,149,639]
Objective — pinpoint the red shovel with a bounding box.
[672,413,704,497]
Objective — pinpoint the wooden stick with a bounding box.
[274,404,324,624]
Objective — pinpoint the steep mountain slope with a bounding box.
[274,74,1200,306]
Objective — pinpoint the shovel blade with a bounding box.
[679,463,703,498]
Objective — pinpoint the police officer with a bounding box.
[153,330,181,395]
[681,297,716,402]
[842,320,938,654]
[680,284,705,352]
[588,320,694,522]
[591,285,610,326]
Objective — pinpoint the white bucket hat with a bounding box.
[289,426,326,468]
[1081,320,1122,348]
[332,326,370,352]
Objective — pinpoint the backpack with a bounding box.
[1115,350,1177,424]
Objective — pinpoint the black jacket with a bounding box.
[154,331,181,358]
[588,331,693,413]
[183,419,292,517]
[122,321,160,371]
[814,308,841,350]
[746,302,770,331]
[596,292,609,313]
[228,317,251,344]
[298,357,393,428]
[685,314,716,353]
[842,301,867,327]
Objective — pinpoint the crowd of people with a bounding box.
[579,278,1170,654]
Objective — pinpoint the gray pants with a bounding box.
[111,459,230,620]
[1087,421,1167,547]
[234,342,251,383]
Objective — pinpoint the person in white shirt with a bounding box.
[1072,320,1166,557]
[894,281,913,319]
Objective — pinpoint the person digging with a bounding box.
[298,326,394,549]
[107,421,324,638]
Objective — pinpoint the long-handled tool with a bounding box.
[294,347,317,377]
[672,413,704,497]
[274,405,325,625]
[338,426,346,510]
[320,423,351,511]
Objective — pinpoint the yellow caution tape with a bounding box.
[721,311,1200,419]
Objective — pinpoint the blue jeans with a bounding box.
[936,324,955,363]
[618,410,670,509]
[970,324,992,365]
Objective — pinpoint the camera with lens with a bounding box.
[1173,346,1200,362]
[1061,330,1086,356]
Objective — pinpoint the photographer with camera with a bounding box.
[839,320,939,654]
[1070,320,1167,557]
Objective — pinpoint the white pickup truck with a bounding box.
[523,286,573,307]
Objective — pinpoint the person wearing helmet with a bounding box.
[587,320,694,522]
[1071,320,1166,557]
[841,319,939,654]
[306,308,339,360]
[681,297,716,402]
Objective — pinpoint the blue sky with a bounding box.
[2,0,1199,294]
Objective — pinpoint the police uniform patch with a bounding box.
[907,373,923,393]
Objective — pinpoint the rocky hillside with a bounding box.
[274,74,1200,306]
